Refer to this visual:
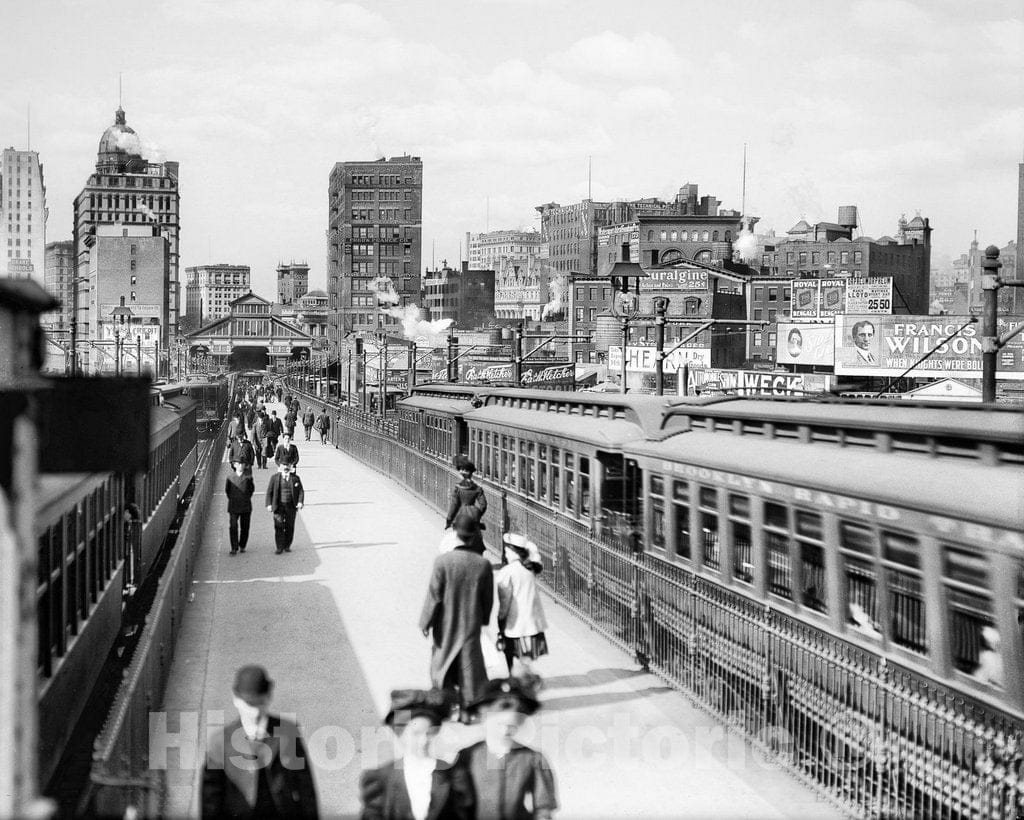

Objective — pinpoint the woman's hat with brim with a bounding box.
[385,688,451,727]
[503,532,541,566]
[469,678,540,716]
[453,508,481,540]
[453,454,476,473]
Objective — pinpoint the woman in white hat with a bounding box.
[496,533,549,678]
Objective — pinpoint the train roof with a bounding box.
[467,404,648,448]
[400,394,478,414]
[627,430,1024,536]
[662,396,1024,443]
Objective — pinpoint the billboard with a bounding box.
[834,315,1024,379]
[608,345,712,372]
[460,360,575,389]
[682,369,834,397]
[790,278,893,321]
[644,268,709,291]
[776,322,835,366]
[846,278,893,313]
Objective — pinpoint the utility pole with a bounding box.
[653,298,668,396]
[513,323,524,385]
[980,245,1024,402]
[447,327,458,383]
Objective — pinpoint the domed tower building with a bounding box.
[72,107,181,373]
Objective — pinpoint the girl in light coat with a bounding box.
[496,533,548,678]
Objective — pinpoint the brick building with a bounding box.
[326,156,423,346]
[43,239,74,332]
[423,261,495,329]
[74,108,180,346]
[184,264,251,329]
[277,261,309,306]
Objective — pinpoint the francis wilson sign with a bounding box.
[834,314,1024,379]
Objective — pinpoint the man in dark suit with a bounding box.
[225,461,254,555]
[229,430,256,475]
[266,463,304,554]
[419,510,493,720]
[267,410,284,456]
[202,665,318,818]
[274,432,300,468]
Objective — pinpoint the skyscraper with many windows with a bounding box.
[73,107,180,351]
[326,156,422,347]
[1,148,47,281]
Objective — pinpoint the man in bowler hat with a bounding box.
[419,509,493,720]
[202,665,318,818]
[266,463,304,554]
[225,461,254,555]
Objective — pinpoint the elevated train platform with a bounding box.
[161,402,837,818]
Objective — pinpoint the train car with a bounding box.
[34,396,204,787]
[153,377,227,438]
[396,384,487,459]
[434,388,1024,816]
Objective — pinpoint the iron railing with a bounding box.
[290,384,1024,819]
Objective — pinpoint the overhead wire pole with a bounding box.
[980,244,1024,402]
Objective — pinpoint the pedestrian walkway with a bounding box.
[161,402,839,818]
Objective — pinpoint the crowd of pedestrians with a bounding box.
[205,382,557,818]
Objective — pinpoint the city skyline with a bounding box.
[3,0,1022,300]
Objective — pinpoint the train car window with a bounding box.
[650,476,666,550]
[882,532,927,654]
[698,486,720,570]
[763,502,792,599]
[840,523,881,638]
[565,453,575,513]
[729,493,753,584]
[551,447,561,506]
[500,436,509,484]
[526,441,536,497]
[518,440,528,494]
[37,530,52,674]
[672,481,691,560]
[579,457,590,516]
[944,548,997,681]
[538,445,548,500]
[795,511,827,613]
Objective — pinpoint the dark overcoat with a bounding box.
[445,481,487,529]
[201,714,318,818]
[225,473,255,514]
[266,472,305,511]
[454,741,557,820]
[418,548,493,703]
[359,759,473,820]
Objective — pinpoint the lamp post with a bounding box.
[652,296,670,395]
[607,262,647,394]
[110,299,133,377]
[69,274,90,376]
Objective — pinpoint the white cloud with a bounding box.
[550,32,681,81]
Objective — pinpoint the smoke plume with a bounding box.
[138,203,157,223]
[385,304,453,344]
[114,130,165,162]
[541,273,567,320]
[369,276,399,307]
[733,230,757,262]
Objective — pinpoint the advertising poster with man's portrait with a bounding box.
[834,315,1024,378]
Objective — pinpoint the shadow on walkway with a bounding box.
[541,685,675,712]
[543,667,648,690]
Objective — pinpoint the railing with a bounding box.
[290,383,1024,819]
[85,419,228,818]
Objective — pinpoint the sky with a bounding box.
[3,0,1022,298]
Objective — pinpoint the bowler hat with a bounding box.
[453,508,481,540]
[453,454,476,474]
[384,688,451,727]
[233,665,273,701]
[469,677,540,716]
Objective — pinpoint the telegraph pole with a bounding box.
[653,297,668,396]
[982,246,1002,403]
[513,323,524,385]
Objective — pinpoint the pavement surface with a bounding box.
[161,402,840,819]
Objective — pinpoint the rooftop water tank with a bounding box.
[838,205,859,230]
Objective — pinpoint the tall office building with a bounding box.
[277,261,309,305]
[1,148,47,281]
[73,107,180,352]
[43,240,74,331]
[326,156,422,346]
[184,264,251,328]
[465,228,541,271]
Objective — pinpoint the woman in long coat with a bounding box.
[445,456,487,553]
[419,510,494,721]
